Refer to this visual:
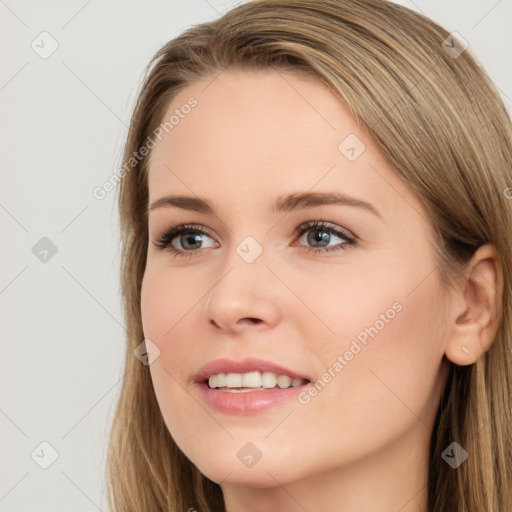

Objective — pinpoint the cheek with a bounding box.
[309,270,448,432]
[140,264,201,340]
[141,268,216,453]
[295,261,448,438]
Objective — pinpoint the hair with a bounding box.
[106,0,512,510]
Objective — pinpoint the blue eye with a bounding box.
[153,224,217,258]
[153,221,357,258]
[294,220,357,254]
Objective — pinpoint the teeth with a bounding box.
[208,374,218,388]
[216,373,226,387]
[207,371,307,390]
[242,371,261,387]
[276,375,292,388]
[261,371,277,388]
[226,373,242,387]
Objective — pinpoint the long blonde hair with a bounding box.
[107,1,512,510]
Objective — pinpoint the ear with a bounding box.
[445,243,503,366]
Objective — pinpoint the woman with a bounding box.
[107,0,512,510]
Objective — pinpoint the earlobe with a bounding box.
[444,244,503,366]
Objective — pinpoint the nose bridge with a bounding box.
[218,231,269,284]
[204,234,281,329]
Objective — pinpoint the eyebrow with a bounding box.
[147,191,382,218]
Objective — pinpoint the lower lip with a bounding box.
[196,382,308,414]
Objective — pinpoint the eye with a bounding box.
[153,224,217,258]
[293,220,357,254]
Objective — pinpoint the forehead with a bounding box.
[146,69,426,224]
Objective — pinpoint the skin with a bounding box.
[141,69,502,512]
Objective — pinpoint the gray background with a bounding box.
[1,0,511,510]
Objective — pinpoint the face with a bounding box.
[141,69,451,490]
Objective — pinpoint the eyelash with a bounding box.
[153,220,358,259]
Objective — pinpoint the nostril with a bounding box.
[209,318,262,328]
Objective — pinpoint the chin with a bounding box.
[197,460,295,488]
[182,441,310,489]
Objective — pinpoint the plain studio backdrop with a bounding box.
[1,0,511,510]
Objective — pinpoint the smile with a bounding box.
[194,357,312,413]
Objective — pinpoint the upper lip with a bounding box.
[193,357,311,383]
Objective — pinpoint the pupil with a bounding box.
[309,229,329,247]
[183,233,202,249]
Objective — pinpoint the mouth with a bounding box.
[193,357,311,413]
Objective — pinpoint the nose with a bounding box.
[203,248,282,334]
